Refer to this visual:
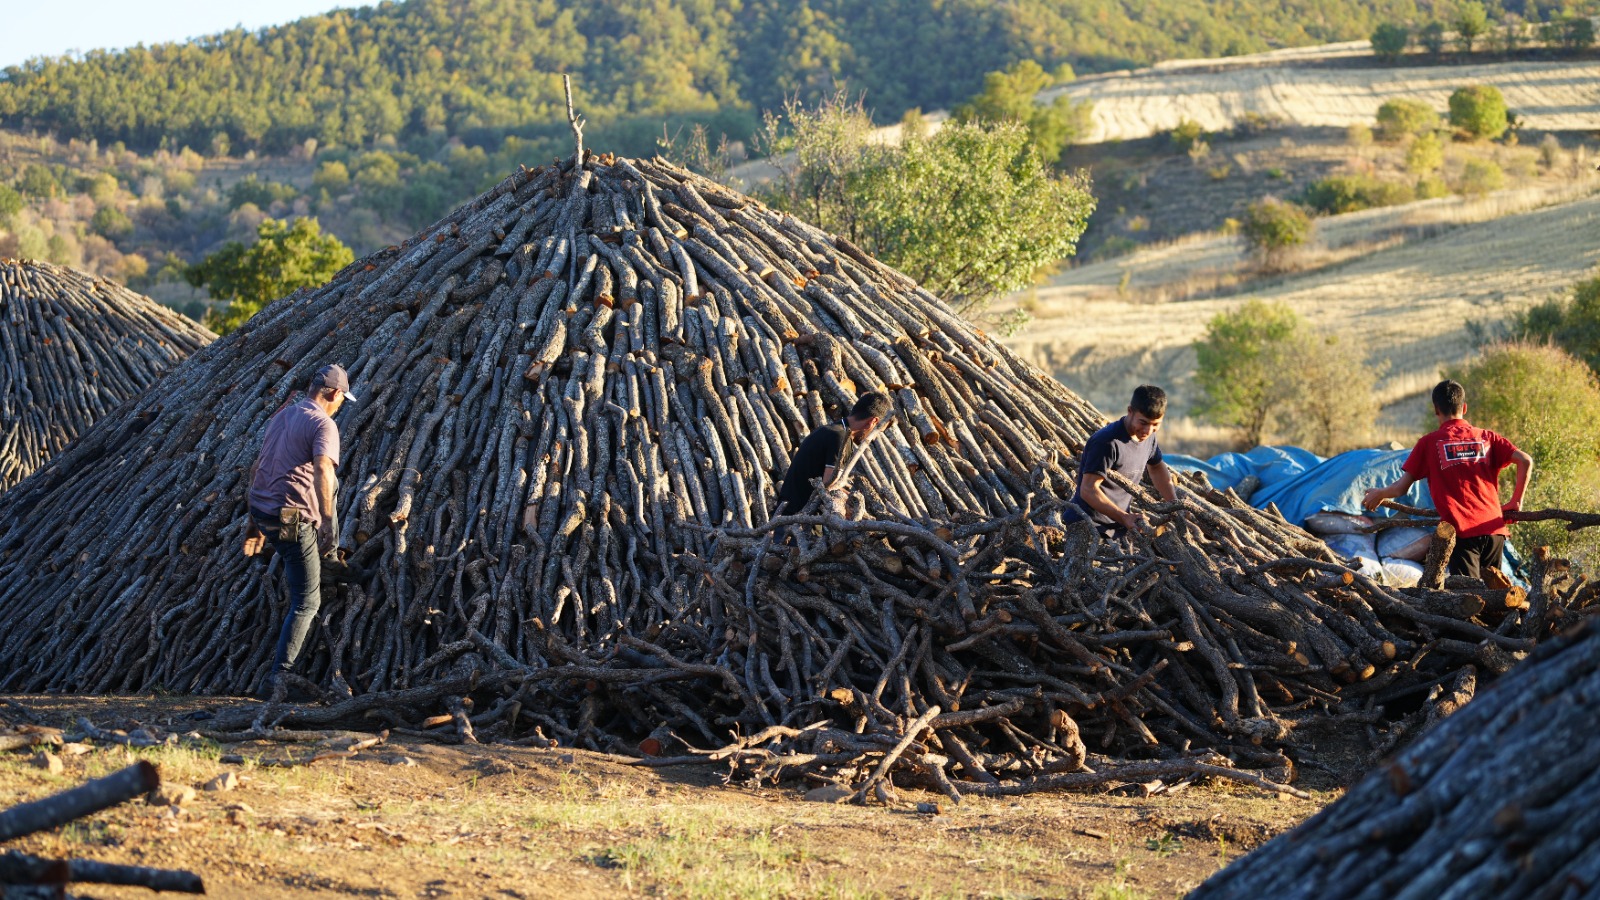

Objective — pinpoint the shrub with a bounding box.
[1512,275,1600,374]
[1539,134,1565,170]
[0,184,21,224]
[1346,123,1374,147]
[1240,197,1313,269]
[1170,119,1207,153]
[1376,99,1439,142]
[1372,22,1412,61]
[16,164,60,199]
[1420,20,1448,55]
[1458,158,1506,196]
[312,160,351,193]
[1194,300,1379,452]
[1303,174,1415,214]
[1405,131,1444,175]
[1416,175,1451,199]
[1449,85,1509,140]
[1561,15,1596,51]
[953,59,1090,164]
[1449,343,1600,564]
[90,206,133,240]
[225,175,298,211]
[1454,1,1491,53]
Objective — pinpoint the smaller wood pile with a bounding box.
[1192,614,1600,899]
[0,259,213,492]
[0,761,203,897]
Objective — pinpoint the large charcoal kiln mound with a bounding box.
[0,259,213,492]
[0,156,1533,797]
[1193,616,1600,900]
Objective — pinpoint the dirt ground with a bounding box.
[0,696,1334,899]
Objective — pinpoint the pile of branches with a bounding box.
[0,153,1102,696]
[203,469,1561,799]
[0,762,203,897]
[0,259,213,492]
[0,152,1557,796]
[1193,614,1600,898]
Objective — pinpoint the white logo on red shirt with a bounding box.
[1439,440,1487,469]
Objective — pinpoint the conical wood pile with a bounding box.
[0,157,1534,795]
[0,259,213,492]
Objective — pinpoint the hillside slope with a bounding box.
[0,0,1423,154]
[1050,59,1600,142]
[1000,186,1600,421]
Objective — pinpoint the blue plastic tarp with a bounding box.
[1166,445,1526,585]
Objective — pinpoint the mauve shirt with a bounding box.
[249,397,340,528]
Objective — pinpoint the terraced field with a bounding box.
[1049,58,1600,142]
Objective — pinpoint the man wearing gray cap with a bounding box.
[245,364,357,696]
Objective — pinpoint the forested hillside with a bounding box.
[0,0,1427,156]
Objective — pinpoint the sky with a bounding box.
[2,0,355,69]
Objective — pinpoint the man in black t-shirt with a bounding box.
[775,392,894,516]
[1067,384,1178,537]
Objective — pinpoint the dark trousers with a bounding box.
[253,513,322,675]
[1449,533,1506,581]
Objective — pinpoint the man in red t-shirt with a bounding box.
[1362,380,1533,580]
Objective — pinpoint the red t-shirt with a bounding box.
[1401,419,1517,538]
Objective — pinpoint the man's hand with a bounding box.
[1120,511,1149,534]
[243,519,265,557]
[1361,487,1389,512]
[318,516,339,555]
[1502,499,1522,514]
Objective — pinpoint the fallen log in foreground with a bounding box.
[1192,616,1600,899]
[0,763,204,896]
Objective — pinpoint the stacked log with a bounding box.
[0,260,213,492]
[0,154,1536,793]
[1192,616,1600,899]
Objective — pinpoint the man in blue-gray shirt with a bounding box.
[246,364,357,695]
[1068,384,1177,537]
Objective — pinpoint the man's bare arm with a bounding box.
[1148,461,1178,503]
[314,455,338,548]
[1362,472,1417,512]
[1081,474,1140,530]
[1506,449,1534,511]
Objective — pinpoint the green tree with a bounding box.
[1454,1,1491,52]
[952,59,1090,164]
[1240,197,1313,268]
[1282,330,1382,456]
[1449,343,1600,563]
[1194,300,1306,448]
[760,93,1094,330]
[185,217,353,335]
[313,160,351,193]
[1376,98,1439,141]
[0,184,21,225]
[1512,275,1600,373]
[16,164,60,199]
[226,174,297,210]
[90,206,133,239]
[1420,20,1449,54]
[1405,130,1445,174]
[1449,85,1509,139]
[1371,22,1412,61]
[1561,15,1597,50]
[1304,174,1415,214]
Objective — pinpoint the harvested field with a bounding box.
[1049,59,1600,143]
[1001,186,1600,423]
[0,259,213,492]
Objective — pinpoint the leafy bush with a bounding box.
[1404,131,1444,175]
[1371,22,1411,60]
[16,164,60,199]
[185,217,353,335]
[89,206,133,239]
[1240,197,1313,269]
[312,160,351,193]
[1194,300,1379,452]
[1454,1,1491,52]
[0,184,21,224]
[1449,85,1509,140]
[1420,20,1448,54]
[1449,343,1600,563]
[1458,158,1505,196]
[1303,174,1415,214]
[953,60,1090,164]
[1170,119,1207,153]
[226,174,298,211]
[759,93,1095,327]
[1376,99,1439,142]
[1559,14,1596,50]
[1416,174,1450,199]
[1512,275,1600,373]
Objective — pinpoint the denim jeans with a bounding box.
[254,513,321,675]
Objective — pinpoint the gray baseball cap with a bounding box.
[312,364,358,402]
